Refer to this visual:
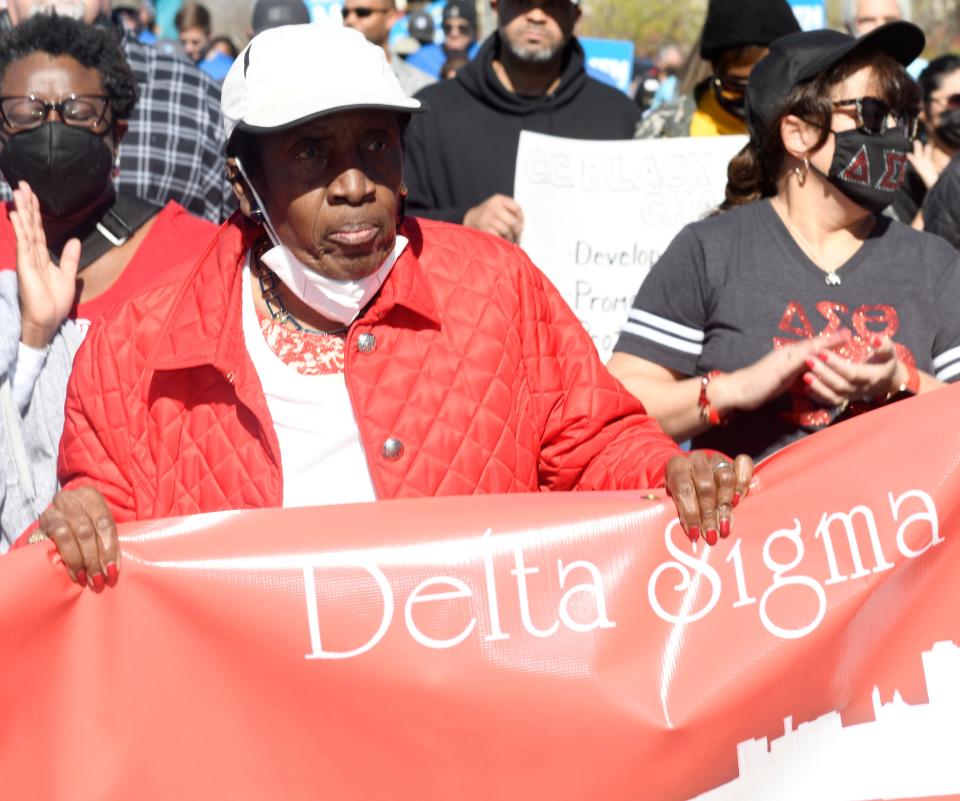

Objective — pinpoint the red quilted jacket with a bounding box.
[55,215,681,522]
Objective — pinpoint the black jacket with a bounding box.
[923,155,960,250]
[404,33,642,224]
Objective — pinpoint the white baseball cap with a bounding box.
[221,24,424,143]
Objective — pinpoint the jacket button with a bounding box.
[381,437,404,460]
[357,333,376,353]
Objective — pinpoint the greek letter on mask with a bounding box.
[820,127,911,215]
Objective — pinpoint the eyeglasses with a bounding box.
[832,96,918,140]
[442,21,472,34]
[341,6,389,19]
[0,94,111,132]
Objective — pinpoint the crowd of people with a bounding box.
[0,0,956,602]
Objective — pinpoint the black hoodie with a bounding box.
[404,33,641,224]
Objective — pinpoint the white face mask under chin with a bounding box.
[236,159,407,326]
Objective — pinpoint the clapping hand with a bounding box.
[801,335,903,408]
[10,181,80,348]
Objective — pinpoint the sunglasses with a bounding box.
[442,21,472,34]
[713,76,748,100]
[832,96,919,140]
[341,5,389,19]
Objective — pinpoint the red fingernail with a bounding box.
[818,352,829,362]
[803,373,814,386]
[106,563,118,587]
[76,570,87,587]
[705,529,718,546]
[805,357,816,370]
[720,519,731,538]
[92,574,105,592]
[732,491,741,508]
[688,526,700,543]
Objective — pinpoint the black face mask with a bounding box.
[935,108,960,150]
[821,127,912,215]
[0,122,114,218]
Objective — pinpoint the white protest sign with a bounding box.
[514,132,748,360]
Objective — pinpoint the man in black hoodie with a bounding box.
[403,0,641,243]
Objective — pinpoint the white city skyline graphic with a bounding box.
[691,641,960,800]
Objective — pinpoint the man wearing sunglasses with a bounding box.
[404,0,641,243]
[406,0,481,80]
[342,0,435,96]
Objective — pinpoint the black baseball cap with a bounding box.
[746,21,925,141]
[442,0,477,29]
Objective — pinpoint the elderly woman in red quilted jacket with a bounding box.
[31,24,753,591]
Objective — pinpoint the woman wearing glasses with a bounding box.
[609,23,960,463]
[0,14,214,547]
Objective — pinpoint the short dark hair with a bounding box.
[918,54,960,102]
[208,35,239,60]
[0,14,138,121]
[175,3,212,35]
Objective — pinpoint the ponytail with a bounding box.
[719,141,774,212]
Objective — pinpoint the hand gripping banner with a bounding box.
[2,387,960,800]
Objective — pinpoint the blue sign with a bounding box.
[580,38,635,95]
[307,0,343,25]
[788,0,827,31]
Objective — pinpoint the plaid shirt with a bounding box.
[0,35,235,224]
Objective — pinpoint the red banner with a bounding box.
[2,387,960,800]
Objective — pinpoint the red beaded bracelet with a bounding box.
[698,370,725,426]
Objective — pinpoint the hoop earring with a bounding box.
[795,156,810,187]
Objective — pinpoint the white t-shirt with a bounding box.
[241,252,402,508]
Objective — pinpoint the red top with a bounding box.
[256,309,346,376]
[0,200,217,322]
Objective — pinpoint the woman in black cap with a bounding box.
[611,23,960,462]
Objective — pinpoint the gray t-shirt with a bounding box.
[614,199,960,460]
